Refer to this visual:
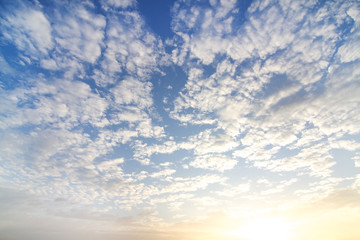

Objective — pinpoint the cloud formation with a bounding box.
[0,0,359,239]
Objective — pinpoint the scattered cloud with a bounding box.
[189,154,237,172]
[0,2,53,57]
[0,0,359,239]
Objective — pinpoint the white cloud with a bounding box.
[150,168,176,179]
[112,77,153,108]
[94,11,167,86]
[54,5,106,63]
[1,0,360,238]
[189,154,237,172]
[259,143,334,177]
[133,140,181,160]
[354,156,360,168]
[97,158,124,172]
[1,4,53,57]
[159,174,227,195]
[329,139,360,151]
[40,58,58,70]
[337,38,360,63]
[260,178,297,195]
[0,79,109,129]
[101,0,135,9]
[353,174,360,189]
[291,127,325,149]
[167,0,360,181]
[191,130,239,154]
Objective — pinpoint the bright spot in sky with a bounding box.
[228,217,293,240]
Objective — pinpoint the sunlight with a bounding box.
[226,217,293,240]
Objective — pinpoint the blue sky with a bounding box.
[1,0,360,239]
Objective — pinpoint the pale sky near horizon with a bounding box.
[1,0,360,239]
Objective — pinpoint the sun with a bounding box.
[226,217,293,240]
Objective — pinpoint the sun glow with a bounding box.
[227,217,293,240]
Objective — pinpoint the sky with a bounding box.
[0,0,360,239]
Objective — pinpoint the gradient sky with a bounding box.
[1,0,360,240]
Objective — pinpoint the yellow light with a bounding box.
[225,217,293,240]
